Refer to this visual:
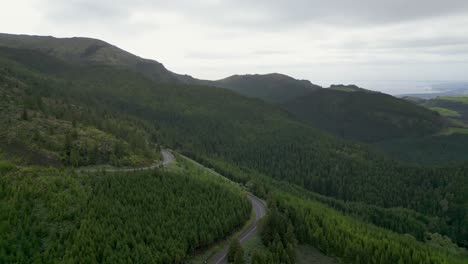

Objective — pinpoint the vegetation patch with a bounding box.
[295,244,337,264]
[0,159,251,263]
[438,96,468,104]
[429,107,461,117]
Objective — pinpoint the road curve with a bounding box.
[76,149,175,173]
[161,149,175,166]
[210,193,267,264]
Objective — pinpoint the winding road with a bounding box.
[76,149,175,173]
[210,193,267,264]
[77,149,266,263]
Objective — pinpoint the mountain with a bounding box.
[0,33,195,83]
[203,71,448,142]
[328,84,371,92]
[282,88,446,142]
[212,73,321,103]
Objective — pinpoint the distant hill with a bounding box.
[282,89,446,142]
[406,95,468,122]
[0,33,194,83]
[328,84,371,93]
[212,73,321,103]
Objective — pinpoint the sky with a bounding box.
[2,0,468,93]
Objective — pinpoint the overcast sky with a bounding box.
[2,0,468,93]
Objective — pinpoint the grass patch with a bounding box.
[0,160,15,174]
[296,244,338,264]
[439,127,468,135]
[438,96,468,104]
[243,233,266,263]
[430,107,461,117]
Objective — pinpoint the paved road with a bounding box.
[76,149,175,173]
[210,193,267,264]
[161,149,175,166]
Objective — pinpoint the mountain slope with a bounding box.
[0,33,189,83]
[0,156,251,263]
[282,88,446,142]
[213,73,321,103]
[421,96,468,122]
[0,36,466,254]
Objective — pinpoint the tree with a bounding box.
[233,248,245,264]
[227,239,244,263]
[21,107,28,120]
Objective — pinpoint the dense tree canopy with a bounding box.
[0,159,250,263]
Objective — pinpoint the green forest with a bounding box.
[0,158,251,263]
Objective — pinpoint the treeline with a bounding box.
[251,206,297,264]
[272,191,467,264]
[183,154,467,249]
[0,161,251,263]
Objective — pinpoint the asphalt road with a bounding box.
[76,149,175,173]
[161,149,175,166]
[210,193,267,264]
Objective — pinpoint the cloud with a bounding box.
[39,0,468,29]
[2,0,468,92]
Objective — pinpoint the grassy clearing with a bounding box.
[439,127,468,135]
[430,107,461,117]
[243,233,266,263]
[296,244,338,264]
[438,96,468,104]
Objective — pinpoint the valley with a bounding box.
[0,33,467,264]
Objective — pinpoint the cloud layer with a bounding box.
[2,0,468,93]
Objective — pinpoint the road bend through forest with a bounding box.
[211,193,267,264]
[76,149,267,263]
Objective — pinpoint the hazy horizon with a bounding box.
[3,0,468,94]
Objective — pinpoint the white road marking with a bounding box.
[239,226,257,242]
[215,253,227,264]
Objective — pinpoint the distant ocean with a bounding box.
[317,80,468,95]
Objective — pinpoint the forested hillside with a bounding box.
[0,156,250,263]
[282,88,446,142]
[0,36,466,263]
[373,95,468,164]
[0,33,194,84]
[0,52,159,167]
[212,73,321,103]
[415,95,468,122]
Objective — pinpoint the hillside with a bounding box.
[0,154,251,263]
[0,35,467,263]
[0,34,447,145]
[367,95,468,164]
[282,88,446,142]
[213,73,321,103]
[0,33,196,84]
[205,72,448,142]
[0,55,159,167]
[421,96,468,122]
